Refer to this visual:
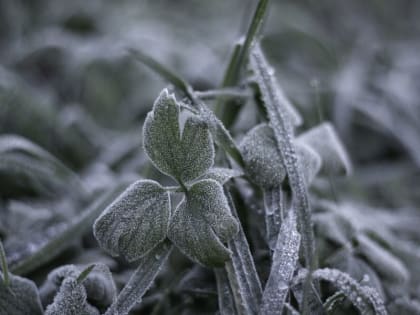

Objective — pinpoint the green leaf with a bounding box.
[196,167,243,185]
[239,123,286,188]
[296,142,322,186]
[297,122,352,176]
[94,179,170,261]
[40,264,116,313]
[143,89,214,183]
[0,273,43,315]
[168,179,239,267]
[45,278,99,315]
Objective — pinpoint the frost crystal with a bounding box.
[143,89,214,183]
[168,179,239,267]
[93,179,170,261]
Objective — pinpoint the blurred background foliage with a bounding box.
[1,0,420,314]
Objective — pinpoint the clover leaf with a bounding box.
[93,179,170,261]
[143,89,214,183]
[168,179,239,267]
[239,123,287,189]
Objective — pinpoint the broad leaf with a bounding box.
[168,179,238,267]
[239,123,286,188]
[143,89,214,183]
[94,179,170,261]
[297,122,352,176]
[0,273,43,315]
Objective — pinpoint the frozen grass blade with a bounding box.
[10,182,128,275]
[250,44,316,313]
[215,0,271,127]
[263,188,285,249]
[313,268,388,315]
[225,190,263,315]
[215,268,237,315]
[259,210,301,315]
[104,240,172,315]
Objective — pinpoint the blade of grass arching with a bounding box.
[224,189,263,315]
[215,0,271,127]
[105,240,172,315]
[259,210,301,315]
[215,268,238,315]
[10,182,129,275]
[129,48,194,99]
[250,44,316,315]
[129,48,245,168]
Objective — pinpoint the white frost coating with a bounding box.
[225,190,263,315]
[93,179,170,262]
[356,234,409,285]
[250,44,315,270]
[143,89,214,183]
[239,123,286,188]
[40,263,116,312]
[297,122,353,176]
[105,241,172,315]
[259,210,301,315]
[196,167,243,185]
[45,278,99,315]
[296,142,322,186]
[313,268,388,315]
[168,179,239,267]
[0,272,43,315]
[263,188,284,250]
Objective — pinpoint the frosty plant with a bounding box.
[93,89,241,314]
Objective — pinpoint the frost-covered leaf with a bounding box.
[296,142,322,185]
[94,179,170,261]
[259,210,301,315]
[0,273,43,315]
[313,211,355,246]
[250,44,315,273]
[143,89,214,183]
[313,268,388,315]
[196,167,243,185]
[224,190,262,315]
[239,123,286,188]
[40,264,116,312]
[45,277,99,315]
[297,122,352,176]
[168,179,239,267]
[105,240,172,315]
[356,234,409,285]
[388,297,420,315]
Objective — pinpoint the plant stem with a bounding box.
[0,240,10,287]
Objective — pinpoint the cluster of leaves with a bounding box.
[1,0,420,314]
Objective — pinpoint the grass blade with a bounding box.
[10,182,129,275]
[105,240,172,315]
[225,189,263,315]
[259,210,301,315]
